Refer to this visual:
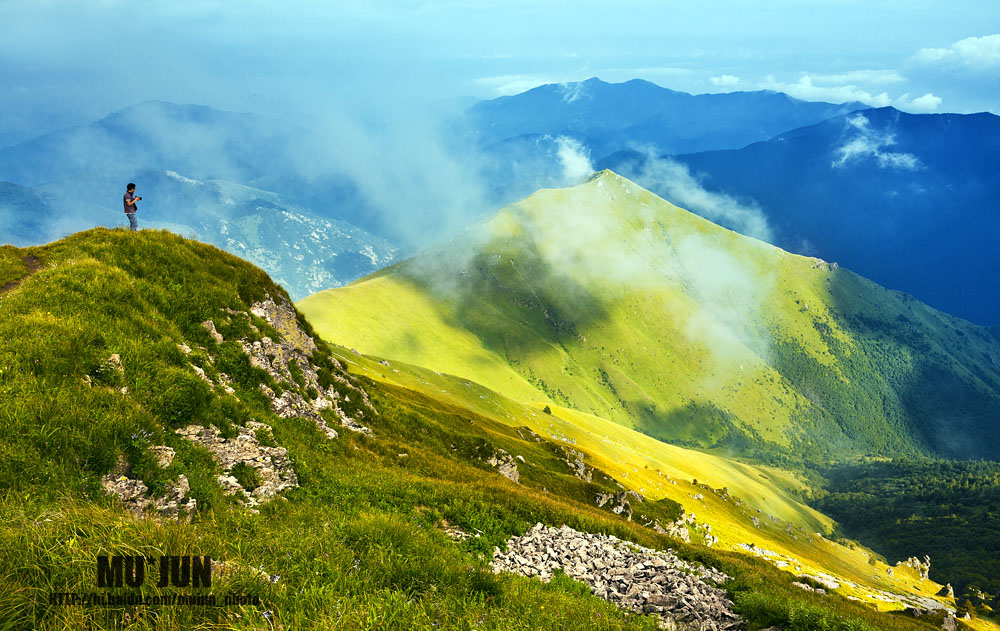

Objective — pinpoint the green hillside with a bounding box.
[299,170,1000,465]
[1,228,974,630]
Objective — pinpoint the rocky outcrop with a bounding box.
[149,445,175,468]
[596,490,644,520]
[151,475,197,519]
[101,474,148,514]
[897,555,931,580]
[101,473,196,520]
[250,297,317,355]
[195,295,378,439]
[242,297,376,437]
[483,448,520,483]
[561,447,592,482]
[201,320,224,344]
[651,514,692,544]
[176,421,297,510]
[492,523,743,630]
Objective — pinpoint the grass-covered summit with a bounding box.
[299,170,1000,465]
[1,228,970,630]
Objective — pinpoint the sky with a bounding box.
[0,0,998,146]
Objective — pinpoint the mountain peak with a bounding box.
[302,170,1000,467]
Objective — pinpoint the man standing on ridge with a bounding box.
[123,183,141,231]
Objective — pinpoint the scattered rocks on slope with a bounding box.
[176,421,297,510]
[149,445,175,468]
[492,523,744,630]
[516,427,543,443]
[897,555,931,580]
[196,295,378,439]
[258,382,344,439]
[792,581,826,595]
[561,447,593,482]
[101,472,196,520]
[651,511,695,544]
[736,543,802,574]
[243,296,377,437]
[481,447,520,483]
[596,490,644,520]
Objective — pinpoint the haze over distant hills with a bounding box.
[600,107,1000,325]
[461,78,869,206]
[4,83,998,322]
[0,101,395,299]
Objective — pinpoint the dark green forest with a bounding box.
[815,459,1000,606]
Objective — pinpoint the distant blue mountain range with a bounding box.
[599,107,1000,325]
[463,77,867,156]
[462,78,999,325]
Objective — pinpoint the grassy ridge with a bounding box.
[323,345,972,615]
[298,171,1000,464]
[0,228,965,630]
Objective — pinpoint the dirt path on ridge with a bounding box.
[0,254,44,297]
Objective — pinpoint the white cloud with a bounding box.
[761,75,892,107]
[710,74,740,87]
[914,47,954,64]
[809,69,906,86]
[474,75,555,96]
[907,93,943,112]
[560,81,588,104]
[877,152,920,170]
[626,151,773,243]
[914,34,1000,69]
[554,136,593,183]
[832,114,921,171]
[761,75,943,114]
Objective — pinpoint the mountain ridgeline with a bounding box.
[299,171,1000,466]
[462,77,868,209]
[463,77,866,157]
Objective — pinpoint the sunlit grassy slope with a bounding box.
[299,170,1000,464]
[5,228,974,631]
[328,348,966,613]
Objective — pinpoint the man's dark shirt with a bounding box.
[124,191,136,214]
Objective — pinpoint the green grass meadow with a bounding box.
[0,227,980,630]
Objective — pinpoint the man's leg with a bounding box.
[127,213,138,231]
